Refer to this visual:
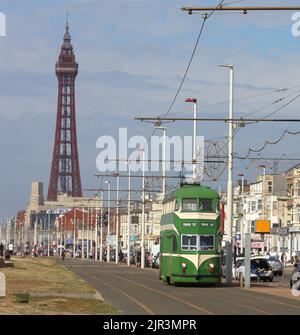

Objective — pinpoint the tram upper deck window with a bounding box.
[182,198,197,211]
[199,198,213,212]
[199,235,214,251]
[181,235,197,250]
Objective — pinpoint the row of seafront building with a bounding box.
[2,163,300,261]
[231,164,300,260]
[0,181,162,257]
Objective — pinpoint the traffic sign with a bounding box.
[255,220,271,234]
[277,227,289,236]
[289,226,300,233]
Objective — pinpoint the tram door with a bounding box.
[169,234,177,276]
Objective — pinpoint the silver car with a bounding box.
[266,256,283,276]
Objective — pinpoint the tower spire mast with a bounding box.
[47,22,82,201]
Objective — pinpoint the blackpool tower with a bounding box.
[47,22,82,201]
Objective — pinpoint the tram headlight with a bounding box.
[181,262,187,273]
[208,263,215,273]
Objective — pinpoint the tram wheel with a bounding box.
[166,276,171,285]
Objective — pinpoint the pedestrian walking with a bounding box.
[61,249,65,261]
[136,250,141,267]
[8,242,14,256]
[0,242,4,257]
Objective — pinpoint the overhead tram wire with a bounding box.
[164,85,300,117]
[234,129,300,160]
[136,0,226,166]
[189,87,300,158]
[232,92,300,159]
[136,3,300,181]
[163,0,226,119]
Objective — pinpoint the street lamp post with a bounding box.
[115,173,120,264]
[238,173,244,254]
[95,197,99,261]
[127,163,131,267]
[82,208,85,260]
[100,191,103,262]
[155,126,167,198]
[73,209,76,258]
[106,181,111,262]
[141,150,146,269]
[47,211,51,257]
[219,64,234,286]
[86,204,90,260]
[185,98,198,182]
[259,164,267,253]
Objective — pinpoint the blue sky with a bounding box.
[1,0,300,217]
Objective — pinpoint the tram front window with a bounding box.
[182,235,197,250]
[199,199,213,212]
[182,198,197,211]
[199,235,214,251]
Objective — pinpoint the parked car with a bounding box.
[152,252,160,268]
[221,255,243,279]
[264,255,283,276]
[290,262,300,289]
[236,257,274,282]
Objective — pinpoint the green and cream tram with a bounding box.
[159,184,222,285]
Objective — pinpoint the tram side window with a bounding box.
[182,198,197,211]
[199,198,213,212]
[181,235,197,250]
[172,235,177,252]
[199,235,214,251]
[174,199,180,211]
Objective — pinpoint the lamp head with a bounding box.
[218,64,234,69]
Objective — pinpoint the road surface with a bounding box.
[62,258,300,315]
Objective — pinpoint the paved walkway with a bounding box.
[30,291,104,301]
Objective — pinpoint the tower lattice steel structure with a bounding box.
[47,22,82,201]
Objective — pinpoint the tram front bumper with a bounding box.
[171,273,222,284]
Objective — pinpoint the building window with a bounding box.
[250,220,255,233]
[268,181,273,193]
[257,199,262,210]
[297,183,300,196]
[297,207,300,223]
[251,201,256,212]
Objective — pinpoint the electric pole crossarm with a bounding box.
[181,6,300,12]
[83,188,162,193]
[135,117,300,123]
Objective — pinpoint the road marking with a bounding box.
[65,260,298,314]
[141,277,273,314]
[86,272,155,315]
[218,287,300,310]
[106,271,214,315]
